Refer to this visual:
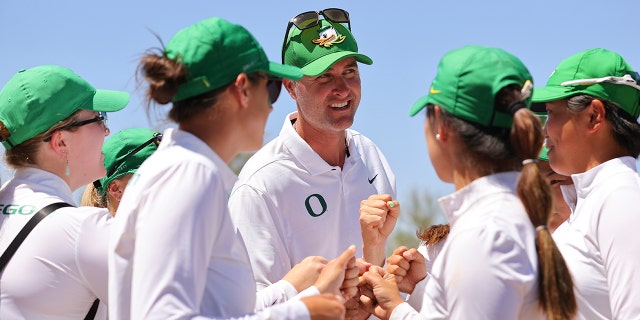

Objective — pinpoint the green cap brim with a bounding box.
[409,95,430,117]
[301,51,373,76]
[262,61,304,80]
[531,85,576,103]
[91,89,130,112]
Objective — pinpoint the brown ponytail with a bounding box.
[417,224,450,246]
[136,48,227,123]
[509,92,576,319]
[138,50,187,106]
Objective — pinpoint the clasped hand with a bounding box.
[351,246,428,320]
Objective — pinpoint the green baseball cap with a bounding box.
[97,128,161,195]
[0,65,129,149]
[166,17,303,102]
[410,46,533,129]
[283,19,372,76]
[532,48,640,118]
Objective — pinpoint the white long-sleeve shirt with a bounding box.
[228,112,396,302]
[0,168,109,320]
[553,156,640,319]
[402,240,446,313]
[391,172,544,320]
[109,128,309,320]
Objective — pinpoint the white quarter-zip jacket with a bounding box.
[0,168,110,320]
[391,172,544,319]
[109,128,309,320]
[553,156,640,319]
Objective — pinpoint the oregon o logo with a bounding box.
[305,194,327,217]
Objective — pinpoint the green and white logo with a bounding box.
[304,194,327,217]
[1,204,37,215]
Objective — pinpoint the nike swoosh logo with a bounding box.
[429,86,441,94]
[368,174,378,184]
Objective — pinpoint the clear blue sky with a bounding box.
[2,0,639,213]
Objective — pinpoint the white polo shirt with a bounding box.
[228,112,396,302]
[109,128,309,320]
[553,156,640,319]
[0,168,109,320]
[391,172,543,320]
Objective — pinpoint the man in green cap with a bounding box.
[228,7,397,305]
[532,48,640,319]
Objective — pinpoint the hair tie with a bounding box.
[522,159,538,166]
[536,225,548,232]
[506,101,527,116]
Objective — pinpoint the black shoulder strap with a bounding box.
[0,202,72,272]
[0,201,99,319]
[84,298,100,320]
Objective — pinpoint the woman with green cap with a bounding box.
[109,17,358,320]
[531,48,640,319]
[377,146,571,300]
[81,128,161,216]
[358,46,576,319]
[0,65,129,319]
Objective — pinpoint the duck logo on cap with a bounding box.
[312,26,346,48]
[521,80,533,100]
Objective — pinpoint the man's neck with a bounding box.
[294,120,348,168]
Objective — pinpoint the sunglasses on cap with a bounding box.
[253,74,283,104]
[281,8,351,62]
[561,72,640,91]
[93,132,163,190]
[43,112,109,142]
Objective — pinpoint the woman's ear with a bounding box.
[107,180,124,201]
[47,130,69,156]
[432,106,449,142]
[231,73,252,108]
[587,99,606,132]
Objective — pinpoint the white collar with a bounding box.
[280,112,355,175]
[160,128,237,190]
[562,156,638,211]
[10,167,75,204]
[438,171,518,227]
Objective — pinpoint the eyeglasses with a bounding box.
[535,113,548,128]
[281,8,351,62]
[561,72,640,91]
[253,74,283,104]
[43,112,109,142]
